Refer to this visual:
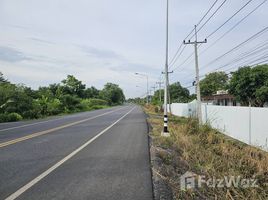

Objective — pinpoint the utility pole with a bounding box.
[135,73,149,105]
[151,86,156,94]
[156,81,164,103]
[162,71,173,114]
[162,0,169,136]
[183,25,207,125]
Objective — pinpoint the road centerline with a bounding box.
[0,107,127,148]
[4,106,135,200]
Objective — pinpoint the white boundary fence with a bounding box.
[167,102,268,152]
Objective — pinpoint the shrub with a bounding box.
[0,114,8,122]
[91,105,105,110]
[79,99,91,111]
[47,98,63,115]
[7,113,23,122]
[88,98,108,106]
[60,94,81,112]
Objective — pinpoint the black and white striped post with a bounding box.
[161,0,170,137]
[163,114,168,132]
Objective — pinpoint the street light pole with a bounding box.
[162,0,169,136]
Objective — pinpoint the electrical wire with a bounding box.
[206,0,253,39]
[194,0,228,36]
[202,26,268,70]
[200,0,268,56]
[168,0,221,67]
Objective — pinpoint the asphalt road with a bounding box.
[0,105,153,200]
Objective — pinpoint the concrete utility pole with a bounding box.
[162,71,173,114]
[151,86,156,94]
[162,0,169,136]
[183,25,207,125]
[135,73,149,105]
[156,81,164,103]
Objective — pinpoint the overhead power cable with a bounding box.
[176,0,267,71]
[168,0,220,67]
[180,42,268,88]
[202,26,268,70]
[206,41,268,72]
[182,57,268,90]
[200,0,268,55]
[194,0,228,36]
[206,0,253,39]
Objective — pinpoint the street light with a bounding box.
[162,0,169,136]
[135,73,149,105]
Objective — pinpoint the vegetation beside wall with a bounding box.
[144,105,268,200]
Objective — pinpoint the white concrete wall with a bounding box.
[168,103,268,152]
[167,103,189,117]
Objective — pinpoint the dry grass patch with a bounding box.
[144,105,268,200]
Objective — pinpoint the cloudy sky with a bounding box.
[0,0,267,98]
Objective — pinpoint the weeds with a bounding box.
[144,104,268,200]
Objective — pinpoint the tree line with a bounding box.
[0,73,125,122]
[129,64,268,107]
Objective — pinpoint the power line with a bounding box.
[206,0,253,39]
[170,0,229,71]
[194,0,228,36]
[180,43,268,89]
[203,26,268,70]
[182,58,268,90]
[200,0,268,55]
[196,0,220,27]
[168,32,191,67]
[204,41,268,72]
[168,0,220,67]
[173,0,267,72]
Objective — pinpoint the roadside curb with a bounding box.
[144,112,173,200]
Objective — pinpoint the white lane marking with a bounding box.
[5,106,135,200]
[0,108,120,132]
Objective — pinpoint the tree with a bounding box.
[0,72,8,83]
[169,82,190,103]
[4,85,34,118]
[61,75,86,98]
[151,89,164,105]
[228,65,268,107]
[200,71,228,96]
[0,72,124,122]
[99,83,125,105]
[83,86,100,99]
[60,94,81,112]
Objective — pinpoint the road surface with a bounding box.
[0,105,153,200]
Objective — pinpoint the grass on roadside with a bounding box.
[144,104,268,200]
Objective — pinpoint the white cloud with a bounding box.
[0,0,267,98]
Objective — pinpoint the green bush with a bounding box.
[79,99,91,111]
[79,99,108,111]
[88,98,108,106]
[60,94,81,112]
[47,98,63,115]
[0,112,23,122]
[0,114,8,122]
[91,105,105,110]
[7,113,23,122]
